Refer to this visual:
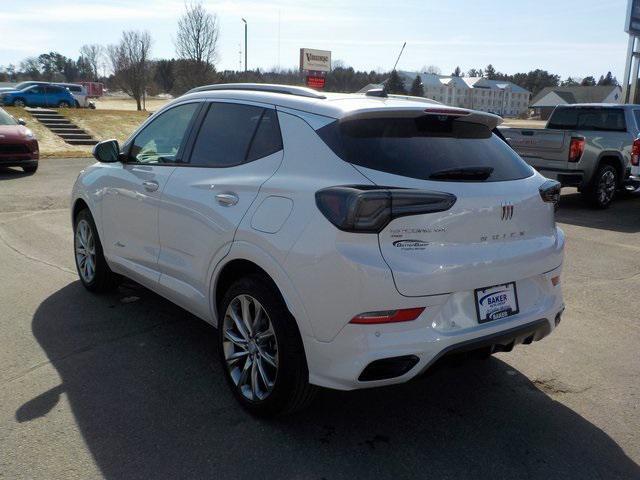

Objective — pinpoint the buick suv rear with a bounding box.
[72,84,565,416]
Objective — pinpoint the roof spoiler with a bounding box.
[340,107,503,129]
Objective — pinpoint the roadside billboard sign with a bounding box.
[300,48,331,73]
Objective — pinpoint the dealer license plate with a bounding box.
[474,282,519,323]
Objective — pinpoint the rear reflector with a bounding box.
[350,307,425,325]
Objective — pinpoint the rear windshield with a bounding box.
[548,107,626,132]
[317,116,534,182]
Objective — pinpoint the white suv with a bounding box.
[71,84,565,416]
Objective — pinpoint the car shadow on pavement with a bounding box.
[0,166,34,180]
[556,189,640,233]
[24,281,639,480]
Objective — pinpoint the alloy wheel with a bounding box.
[75,219,96,283]
[222,294,279,401]
[597,170,616,205]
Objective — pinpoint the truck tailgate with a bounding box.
[501,128,569,163]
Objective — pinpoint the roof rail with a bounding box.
[186,83,327,99]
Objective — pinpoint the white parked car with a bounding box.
[56,83,91,108]
[71,84,565,416]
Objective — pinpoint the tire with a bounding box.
[22,164,37,174]
[13,99,25,107]
[218,274,317,416]
[73,208,120,292]
[584,164,618,209]
[58,101,70,108]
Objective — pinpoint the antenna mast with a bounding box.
[392,42,406,71]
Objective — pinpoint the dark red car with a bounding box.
[0,107,39,173]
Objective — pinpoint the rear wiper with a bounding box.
[429,166,494,181]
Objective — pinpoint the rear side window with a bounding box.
[634,110,640,129]
[548,107,626,132]
[247,109,283,162]
[190,103,282,167]
[317,116,533,182]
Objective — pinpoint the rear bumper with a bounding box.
[305,265,564,390]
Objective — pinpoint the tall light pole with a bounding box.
[242,18,247,73]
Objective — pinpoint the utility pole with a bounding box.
[242,18,248,73]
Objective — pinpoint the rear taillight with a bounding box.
[631,138,640,166]
[315,186,456,233]
[539,180,561,209]
[568,137,585,163]
[350,307,425,325]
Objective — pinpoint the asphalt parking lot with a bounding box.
[1,158,639,480]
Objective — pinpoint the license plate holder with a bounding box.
[474,282,520,324]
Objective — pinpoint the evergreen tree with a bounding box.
[597,72,617,86]
[386,70,407,94]
[581,76,596,86]
[484,64,497,80]
[409,75,424,96]
[561,77,579,87]
[452,66,462,77]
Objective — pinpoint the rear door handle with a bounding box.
[142,180,159,192]
[215,193,239,206]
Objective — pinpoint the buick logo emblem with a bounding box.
[501,202,514,220]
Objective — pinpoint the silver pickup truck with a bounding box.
[501,104,640,208]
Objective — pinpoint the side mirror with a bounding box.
[92,139,120,163]
[17,118,26,126]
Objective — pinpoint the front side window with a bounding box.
[189,103,282,167]
[129,102,199,164]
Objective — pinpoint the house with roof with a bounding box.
[530,85,622,119]
[398,72,531,117]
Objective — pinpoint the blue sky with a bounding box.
[0,0,630,79]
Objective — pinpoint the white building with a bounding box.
[529,85,622,120]
[399,72,531,118]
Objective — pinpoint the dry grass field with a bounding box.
[502,118,546,128]
[61,109,149,144]
[94,96,171,111]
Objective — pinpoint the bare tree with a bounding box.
[422,65,442,75]
[174,1,220,88]
[108,31,152,110]
[80,44,104,80]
